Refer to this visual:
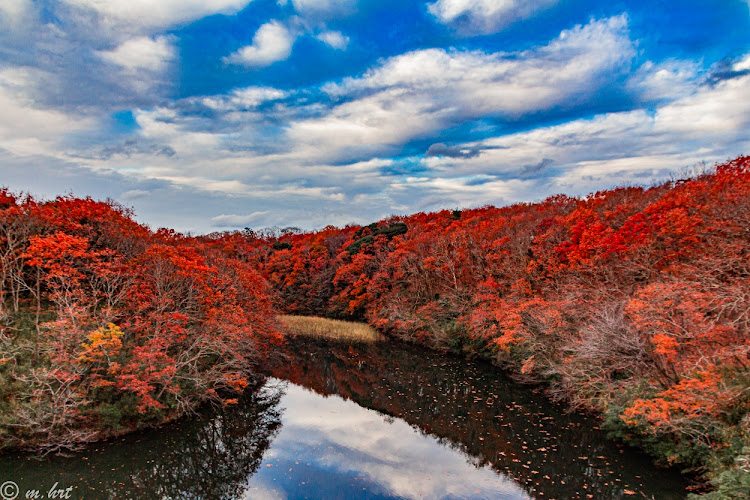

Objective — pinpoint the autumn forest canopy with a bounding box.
[0,156,749,496]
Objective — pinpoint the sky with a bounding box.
[0,0,749,234]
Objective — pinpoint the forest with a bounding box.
[205,156,749,496]
[0,156,748,496]
[0,193,281,452]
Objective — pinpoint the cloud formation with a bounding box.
[0,1,748,234]
[211,211,271,228]
[291,0,355,18]
[316,30,349,50]
[295,16,633,156]
[97,36,176,72]
[61,0,253,30]
[425,143,482,159]
[428,0,558,33]
[224,21,295,67]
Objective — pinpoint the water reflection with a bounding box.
[0,383,284,499]
[247,382,526,499]
[265,337,688,499]
[0,337,688,499]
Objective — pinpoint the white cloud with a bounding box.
[61,0,253,30]
[224,21,295,67]
[0,67,93,157]
[428,0,558,33]
[419,68,750,197]
[201,86,288,111]
[0,0,30,25]
[333,15,632,99]
[71,16,644,226]
[291,0,354,17]
[119,189,151,201]
[316,30,349,50]
[97,36,176,72]
[627,59,700,101]
[733,53,750,72]
[255,382,528,500]
[293,16,633,154]
[654,70,750,135]
[22,9,741,236]
[211,211,271,227]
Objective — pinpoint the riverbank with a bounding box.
[234,157,750,497]
[0,336,689,499]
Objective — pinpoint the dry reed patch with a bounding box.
[278,315,384,342]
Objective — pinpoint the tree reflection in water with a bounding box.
[0,338,689,499]
[266,337,689,500]
[0,381,284,500]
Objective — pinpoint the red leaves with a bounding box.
[24,232,92,275]
[1,190,280,431]
[622,366,733,437]
[220,156,750,472]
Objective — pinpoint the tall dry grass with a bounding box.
[278,315,384,342]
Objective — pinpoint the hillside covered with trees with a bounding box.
[0,156,747,496]
[204,156,749,495]
[0,194,280,452]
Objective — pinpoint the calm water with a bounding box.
[0,337,688,499]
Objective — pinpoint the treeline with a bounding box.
[210,156,749,495]
[0,194,280,452]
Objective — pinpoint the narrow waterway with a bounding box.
[0,337,688,499]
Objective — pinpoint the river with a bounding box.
[0,337,688,499]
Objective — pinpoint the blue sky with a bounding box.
[0,0,748,233]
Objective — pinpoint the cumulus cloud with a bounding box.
[428,0,558,34]
[330,15,633,102]
[316,30,349,50]
[97,36,176,72]
[0,4,184,110]
[66,16,648,228]
[224,21,295,67]
[60,0,253,30]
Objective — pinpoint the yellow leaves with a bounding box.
[78,323,123,364]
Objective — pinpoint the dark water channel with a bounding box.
[0,337,688,499]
